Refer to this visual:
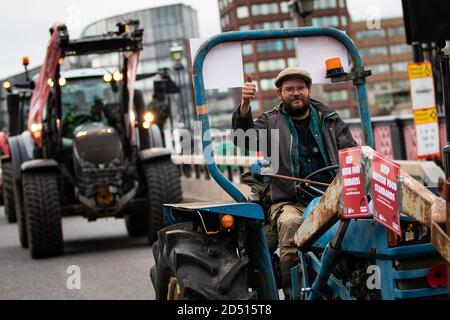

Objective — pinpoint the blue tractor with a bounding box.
[150,27,449,300]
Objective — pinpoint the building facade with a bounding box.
[218,0,354,118]
[350,17,413,116]
[81,4,200,131]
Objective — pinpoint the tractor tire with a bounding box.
[124,210,147,237]
[22,171,63,259]
[145,159,182,244]
[151,222,256,300]
[14,180,28,248]
[2,161,17,223]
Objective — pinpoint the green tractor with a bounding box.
[8,21,182,259]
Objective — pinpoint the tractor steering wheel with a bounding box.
[73,114,95,127]
[296,164,340,205]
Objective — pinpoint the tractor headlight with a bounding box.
[30,123,43,140]
[143,112,155,129]
[103,73,113,82]
[58,77,66,87]
[113,72,123,81]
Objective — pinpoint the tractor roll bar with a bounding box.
[192,27,373,202]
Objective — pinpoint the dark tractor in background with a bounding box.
[8,21,182,259]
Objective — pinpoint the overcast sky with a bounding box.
[0,0,402,79]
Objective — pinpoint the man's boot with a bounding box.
[280,260,296,300]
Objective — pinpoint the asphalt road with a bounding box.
[0,207,156,300]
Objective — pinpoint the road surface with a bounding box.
[0,207,156,300]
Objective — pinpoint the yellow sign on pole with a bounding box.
[408,62,440,159]
[413,108,438,125]
[408,62,433,79]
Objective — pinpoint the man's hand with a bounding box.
[240,74,256,117]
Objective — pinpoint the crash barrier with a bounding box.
[172,153,445,201]
[347,113,447,161]
[172,154,260,202]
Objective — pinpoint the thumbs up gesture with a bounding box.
[240,73,256,116]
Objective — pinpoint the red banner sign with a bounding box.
[339,147,369,218]
[372,153,401,236]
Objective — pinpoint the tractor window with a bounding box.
[61,77,120,137]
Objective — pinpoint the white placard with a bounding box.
[296,36,350,84]
[189,38,244,90]
[416,122,440,157]
[410,77,436,109]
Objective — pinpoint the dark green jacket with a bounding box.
[232,99,357,204]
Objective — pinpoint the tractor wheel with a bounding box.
[150,222,256,300]
[145,159,182,244]
[13,179,28,248]
[2,161,17,223]
[124,210,147,237]
[22,171,63,259]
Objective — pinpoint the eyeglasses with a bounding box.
[282,86,308,94]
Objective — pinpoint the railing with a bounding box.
[347,113,447,161]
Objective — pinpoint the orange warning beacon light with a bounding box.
[22,56,30,66]
[325,57,345,78]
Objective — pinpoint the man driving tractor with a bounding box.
[232,66,357,299]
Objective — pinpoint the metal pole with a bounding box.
[176,64,189,132]
[412,42,424,63]
[441,55,450,178]
[167,94,174,149]
[309,220,350,300]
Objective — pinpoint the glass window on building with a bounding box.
[283,20,293,28]
[140,59,158,74]
[221,14,230,28]
[324,89,348,102]
[392,61,408,72]
[258,59,286,72]
[244,62,255,73]
[250,99,261,112]
[240,25,250,31]
[390,43,411,55]
[312,16,340,27]
[339,0,345,8]
[341,16,347,27]
[254,21,281,29]
[367,64,391,74]
[242,43,253,55]
[373,81,392,91]
[360,46,388,57]
[355,29,386,40]
[314,0,337,10]
[387,26,405,37]
[285,39,296,50]
[237,6,249,19]
[251,3,279,16]
[288,57,298,67]
[256,40,284,53]
[260,78,277,91]
[393,80,409,90]
[280,1,290,13]
[336,108,351,119]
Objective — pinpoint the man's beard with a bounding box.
[283,97,310,117]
